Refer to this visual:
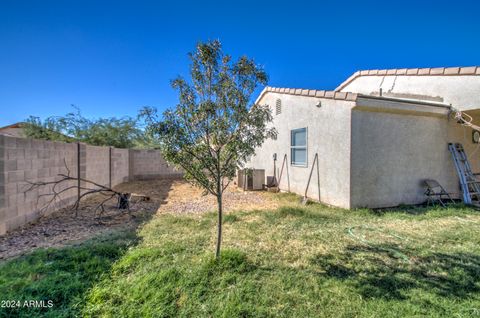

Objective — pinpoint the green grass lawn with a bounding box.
[2,193,480,317]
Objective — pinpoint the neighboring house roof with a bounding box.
[336,66,480,91]
[0,122,26,137]
[0,122,24,130]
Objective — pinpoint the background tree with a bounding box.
[144,40,276,258]
[23,106,157,148]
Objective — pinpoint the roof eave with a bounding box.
[355,95,451,117]
[255,86,358,104]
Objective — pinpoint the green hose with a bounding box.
[346,225,411,263]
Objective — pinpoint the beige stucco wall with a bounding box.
[339,75,480,111]
[350,106,480,208]
[247,93,355,208]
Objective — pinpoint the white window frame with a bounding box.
[290,127,308,167]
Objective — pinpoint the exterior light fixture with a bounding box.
[473,130,480,143]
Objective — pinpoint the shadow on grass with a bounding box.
[310,244,480,300]
[83,248,263,317]
[368,202,473,217]
[223,214,240,223]
[0,230,138,318]
[274,206,339,221]
[0,177,179,318]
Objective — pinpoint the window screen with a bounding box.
[291,128,307,166]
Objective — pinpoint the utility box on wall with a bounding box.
[237,169,265,190]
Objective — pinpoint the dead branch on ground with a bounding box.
[23,159,147,218]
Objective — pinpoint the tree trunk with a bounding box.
[215,190,223,259]
[215,168,223,259]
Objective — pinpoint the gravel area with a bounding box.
[156,179,278,215]
[0,178,277,260]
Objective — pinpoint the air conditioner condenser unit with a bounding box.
[237,169,265,190]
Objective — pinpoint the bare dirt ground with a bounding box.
[0,178,277,260]
[154,179,278,214]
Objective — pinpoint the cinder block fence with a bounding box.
[0,135,182,235]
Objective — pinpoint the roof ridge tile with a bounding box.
[444,67,460,75]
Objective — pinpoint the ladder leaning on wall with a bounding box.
[448,143,480,205]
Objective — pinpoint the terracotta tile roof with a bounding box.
[257,86,451,108]
[336,66,480,91]
[259,86,358,102]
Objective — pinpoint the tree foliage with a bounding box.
[23,107,155,149]
[144,40,276,257]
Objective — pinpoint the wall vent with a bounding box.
[275,99,282,115]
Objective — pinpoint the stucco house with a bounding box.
[247,66,480,209]
[0,122,26,138]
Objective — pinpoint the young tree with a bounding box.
[145,40,275,258]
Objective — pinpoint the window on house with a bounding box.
[275,99,281,115]
[291,127,307,166]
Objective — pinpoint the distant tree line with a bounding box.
[23,106,159,149]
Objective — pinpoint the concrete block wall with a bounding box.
[85,145,110,188]
[0,136,78,234]
[112,148,129,186]
[0,136,182,235]
[130,149,182,179]
[0,137,5,234]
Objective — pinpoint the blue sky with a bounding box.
[0,0,478,126]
